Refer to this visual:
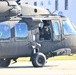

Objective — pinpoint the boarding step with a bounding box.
[52,48,72,56]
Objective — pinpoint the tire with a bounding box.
[0,58,10,67]
[31,52,46,67]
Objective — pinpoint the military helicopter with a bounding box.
[0,0,75,67]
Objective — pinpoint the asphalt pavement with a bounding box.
[0,60,76,75]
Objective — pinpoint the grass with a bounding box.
[17,54,76,62]
[17,57,30,62]
[48,54,76,60]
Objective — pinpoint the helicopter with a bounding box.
[0,0,75,67]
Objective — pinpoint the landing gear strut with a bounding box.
[31,42,46,67]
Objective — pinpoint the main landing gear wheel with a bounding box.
[31,52,46,67]
[0,58,10,67]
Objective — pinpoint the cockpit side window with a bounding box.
[0,24,11,41]
[62,20,76,35]
[53,22,60,40]
[53,22,60,36]
[14,23,28,41]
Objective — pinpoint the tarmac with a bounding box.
[0,60,76,75]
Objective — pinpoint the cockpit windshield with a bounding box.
[62,19,76,35]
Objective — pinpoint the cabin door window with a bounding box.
[0,24,11,41]
[14,23,28,41]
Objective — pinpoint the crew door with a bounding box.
[39,20,62,53]
[49,19,62,51]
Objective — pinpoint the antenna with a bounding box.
[52,10,57,14]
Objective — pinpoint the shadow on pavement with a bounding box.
[0,65,58,69]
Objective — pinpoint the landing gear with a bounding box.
[31,52,46,67]
[31,42,46,67]
[0,58,10,67]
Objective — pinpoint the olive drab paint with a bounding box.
[0,0,75,67]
